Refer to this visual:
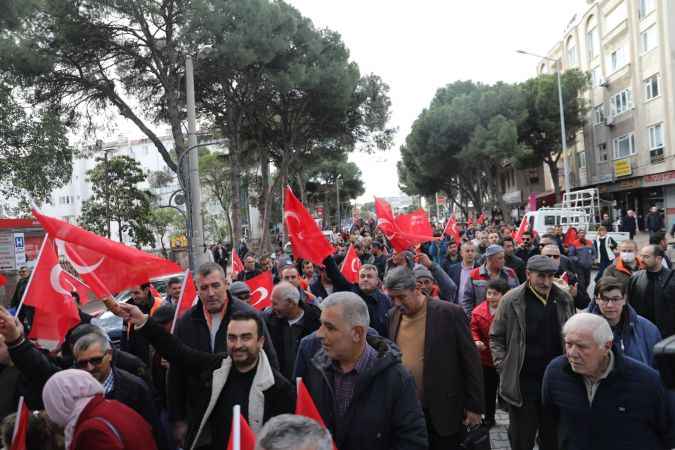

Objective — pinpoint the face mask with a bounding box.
[621,252,635,263]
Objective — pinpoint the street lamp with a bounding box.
[336,174,342,232]
[516,49,571,197]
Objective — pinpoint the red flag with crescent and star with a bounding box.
[513,215,529,245]
[283,187,334,265]
[374,198,434,251]
[231,248,244,278]
[244,271,273,311]
[443,216,462,243]
[32,209,182,298]
[340,244,362,284]
[15,235,80,343]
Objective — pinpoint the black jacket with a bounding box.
[542,348,672,450]
[505,253,526,283]
[139,318,294,450]
[263,300,321,380]
[10,277,29,309]
[646,212,664,233]
[626,268,675,338]
[167,297,279,422]
[446,262,479,303]
[303,335,428,450]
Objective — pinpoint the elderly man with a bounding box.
[228,281,251,303]
[542,313,672,450]
[384,267,482,450]
[541,244,590,309]
[461,244,519,316]
[626,244,675,338]
[116,305,294,450]
[412,253,457,302]
[304,292,427,450]
[168,263,278,449]
[255,414,333,450]
[236,254,262,281]
[264,282,321,380]
[490,255,575,450]
[602,239,639,287]
[280,266,316,304]
[587,277,661,367]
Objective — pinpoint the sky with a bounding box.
[285,0,589,203]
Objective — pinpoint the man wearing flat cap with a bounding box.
[461,244,519,317]
[489,255,575,450]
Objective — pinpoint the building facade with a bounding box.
[538,0,675,226]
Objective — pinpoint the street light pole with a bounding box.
[516,50,572,196]
[96,139,115,239]
[336,174,342,231]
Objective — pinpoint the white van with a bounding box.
[524,208,629,243]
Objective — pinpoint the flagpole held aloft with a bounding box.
[14,235,49,319]
[171,268,191,334]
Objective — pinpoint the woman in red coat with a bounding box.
[470,278,510,428]
[42,369,157,450]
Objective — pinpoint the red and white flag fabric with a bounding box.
[467,216,474,226]
[231,248,244,278]
[32,209,182,298]
[284,187,334,265]
[374,197,397,241]
[226,405,256,450]
[340,244,361,284]
[60,271,93,305]
[563,227,578,248]
[244,271,273,311]
[513,216,529,245]
[171,270,198,333]
[443,216,462,243]
[395,209,434,242]
[9,397,29,450]
[374,198,434,252]
[477,213,486,225]
[0,273,7,287]
[296,378,338,450]
[15,236,80,344]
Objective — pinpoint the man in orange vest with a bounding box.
[121,283,163,366]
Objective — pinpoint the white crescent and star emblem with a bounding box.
[284,211,305,240]
[50,264,73,297]
[251,287,269,307]
[55,239,105,274]
[351,258,360,273]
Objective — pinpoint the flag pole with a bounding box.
[233,404,241,450]
[10,396,24,443]
[14,235,49,318]
[170,268,191,334]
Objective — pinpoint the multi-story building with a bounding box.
[538,0,675,224]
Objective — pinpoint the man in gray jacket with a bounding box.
[489,255,575,450]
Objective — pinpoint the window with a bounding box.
[598,143,609,162]
[649,123,664,150]
[586,27,599,61]
[606,46,627,73]
[578,151,587,169]
[639,0,656,18]
[609,89,633,116]
[644,74,660,100]
[566,37,577,66]
[640,26,658,54]
[591,67,602,87]
[593,105,606,125]
[613,133,636,159]
[605,2,627,33]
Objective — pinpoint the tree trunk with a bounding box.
[296,172,306,205]
[280,154,290,245]
[260,173,282,255]
[228,114,243,247]
[224,208,234,246]
[546,158,562,202]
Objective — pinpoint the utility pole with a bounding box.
[96,139,112,239]
[185,55,206,271]
[336,174,342,231]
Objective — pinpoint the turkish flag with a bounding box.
[374,197,428,252]
[340,244,361,284]
[226,405,256,450]
[296,378,338,450]
[231,248,244,278]
[16,236,80,343]
[244,271,273,311]
[284,187,333,265]
[477,213,486,225]
[513,216,529,245]
[32,209,182,298]
[467,216,473,226]
[563,227,578,247]
[0,273,7,286]
[443,216,462,243]
[9,397,29,450]
[395,209,434,242]
[60,272,93,305]
[171,269,198,333]
[374,197,397,240]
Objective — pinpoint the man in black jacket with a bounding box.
[264,281,321,380]
[0,308,168,450]
[168,262,278,448]
[304,291,428,450]
[117,305,294,450]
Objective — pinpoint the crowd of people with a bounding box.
[0,214,674,450]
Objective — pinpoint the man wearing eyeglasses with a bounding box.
[587,277,661,367]
[0,307,168,449]
[541,245,590,309]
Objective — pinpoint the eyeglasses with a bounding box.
[75,355,107,368]
[597,296,625,304]
[544,254,560,259]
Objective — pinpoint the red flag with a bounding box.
[467,216,473,226]
[443,216,462,243]
[374,198,432,252]
[284,187,333,265]
[231,248,244,278]
[171,269,198,333]
[60,272,92,305]
[296,378,338,450]
[395,209,434,240]
[16,236,80,343]
[374,197,397,241]
[340,244,361,284]
[32,209,182,298]
[9,397,29,450]
[0,273,7,286]
[226,405,256,450]
[477,213,486,225]
[563,227,578,247]
[513,216,529,245]
[244,271,273,311]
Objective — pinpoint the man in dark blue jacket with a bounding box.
[542,312,672,450]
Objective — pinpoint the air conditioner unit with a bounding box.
[599,78,610,88]
[605,116,615,127]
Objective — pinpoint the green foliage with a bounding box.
[148,207,185,253]
[79,155,154,247]
[0,83,72,203]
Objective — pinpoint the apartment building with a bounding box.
[537,0,675,224]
